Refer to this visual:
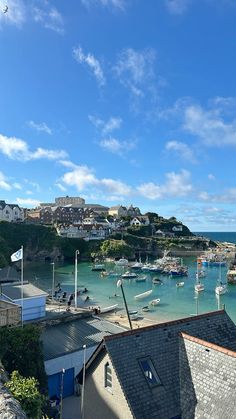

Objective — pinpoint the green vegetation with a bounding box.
[6,371,44,419]
[99,239,133,258]
[0,325,47,393]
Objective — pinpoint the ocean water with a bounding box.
[25,257,236,324]
[195,232,236,244]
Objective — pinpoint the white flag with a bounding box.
[11,248,23,262]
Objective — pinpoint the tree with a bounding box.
[6,371,44,419]
[100,239,133,258]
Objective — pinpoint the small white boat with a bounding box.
[215,283,227,295]
[176,282,185,287]
[122,271,138,279]
[142,306,150,312]
[130,312,139,320]
[115,258,129,266]
[150,298,160,306]
[108,271,120,277]
[134,289,153,300]
[135,275,147,282]
[195,283,205,292]
[152,278,163,285]
[99,304,118,313]
[131,261,143,270]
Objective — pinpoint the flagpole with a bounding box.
[21,245,24,328]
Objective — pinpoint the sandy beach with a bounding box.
[98,310,158,330]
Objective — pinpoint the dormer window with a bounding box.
[139,357,161,387]
[104,362,112,390]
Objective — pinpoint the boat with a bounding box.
[142,306,150,312]
[135,275,147,282]
[215,283,227,295]
[109,294,120,299]
[176,282,184,287]
[150,298,160,306]
[92,264,105,271]
[131,261,143,270]
[99,304,118,313]
[152,277,163,285]
[215,258,227,295]
[108,271,120,277]
[194,260,205,293]
[115,258,129,266]
[100,271,109,277]
[134,289,153,300]
[122,271,138,279]
[130,312,139,320]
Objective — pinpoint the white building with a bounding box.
[0,201,24,222]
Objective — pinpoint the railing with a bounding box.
[0,301,21,327]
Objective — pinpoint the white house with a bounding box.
[172,225,183,232]
[0,201,24,222]
[130,216,150,226]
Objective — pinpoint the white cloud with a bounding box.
[61,163,131,196]
[81,0,126,11]
[99,137,135,155]
[208,173,215,180]
[16,197,40,207]
[165,0,192,15]
[89,115,122,134]
[138,170,192,200]
[184,104,236,146]
[55,182,67,192]
[0,171,11,190]
[165,140,196,163]
[73,46,105,86]
[0,134,67,161]
[0,0,26,28]
[27,120,52,135]
[137,182,162,200]
[12,182,22,190]
[114,47,155,86]
[33,4,64,34]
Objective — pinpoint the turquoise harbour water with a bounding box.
[25,255,236,324]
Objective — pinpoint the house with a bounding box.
[83,310,236,419]
[127,205,141,217]
[108,206,128,218]
[0,200,24,222]
[1,281,48,322]
[130,216,150,226]
[172,225,183,232]
[41,316,125,399]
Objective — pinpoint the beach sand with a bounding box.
[98,311,159,330]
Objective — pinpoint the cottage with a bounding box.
[0,200,24,222]
[41,317,125,399]
[130,216,150,226]
[83,310,236,419]
[1,282,48,322]
[172,225,183,232]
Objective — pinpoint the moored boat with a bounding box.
[134,289,153,300]
[152,277,163,285]
[142,306,150,312]
[150,298,160,306]
[135,275,147,282]
[115,258,129,266]
[215,283,227,295]
[176,282,184,287]
[122,271,138,279]
[92,264,105,271]
[99,304,118,313]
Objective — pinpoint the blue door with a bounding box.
[48,368,74,398]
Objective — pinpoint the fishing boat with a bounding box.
[131,261,143,270]
[150,298,160,306]
[134,289,153,300]
[152,277,163,285]
[99,304,118,313]
[135,275,147,282]
[176,282,184,287]
[142,306,150,312]
[122,271,138,279]
[115,258,129,266]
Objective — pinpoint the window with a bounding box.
[104,362,112,390]
[139,358,161,387]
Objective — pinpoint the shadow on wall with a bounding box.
[179,336,197,419]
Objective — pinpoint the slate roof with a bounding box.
[91,310,236,419]
[0,266,20,283]
[42,317,126,360]
[1,282,48,301]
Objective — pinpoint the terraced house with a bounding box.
[0,200,24,223]
[83,310,236,419]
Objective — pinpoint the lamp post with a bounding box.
[74,250,80,309]
[51,262,55,301]
[117,279,132,329]
[60,368,65,419]
[81,344,86,419]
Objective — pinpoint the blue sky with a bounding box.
[1,0,236,231]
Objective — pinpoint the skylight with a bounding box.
[139,357,161,387]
